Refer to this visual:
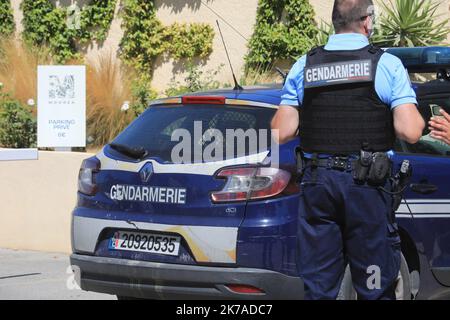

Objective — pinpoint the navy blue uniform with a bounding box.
[281,33,417,300]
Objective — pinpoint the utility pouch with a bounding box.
[367,152,391,186]
[352,149,372,184]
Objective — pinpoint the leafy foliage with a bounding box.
[120,0,215,78]
[21,0,76,62]
[130,78,158,117]
[373,0,450,47]
[78,0,117,43]
[119,0,165,78]
[21,0,117,62]
[164,23,214,60]
[0,0,14,36]
[0,90,37,148]
[246,0,317,70]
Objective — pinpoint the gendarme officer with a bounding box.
[271,0,425,299]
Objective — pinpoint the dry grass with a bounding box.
[0,39,137,147]
[86,51,135,146]
[0,38,52,109]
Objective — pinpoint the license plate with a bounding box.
[109,231,181,256]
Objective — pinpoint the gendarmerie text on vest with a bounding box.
[305,59,372,86]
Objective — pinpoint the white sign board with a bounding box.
[37,65,86,147]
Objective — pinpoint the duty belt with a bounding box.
[306,156,355,172]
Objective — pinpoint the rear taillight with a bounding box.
[211,166,293,203]
[78,156,100,196]
[226,284,265,294]
[181,96,226,105]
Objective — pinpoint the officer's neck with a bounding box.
[335,30,369,37]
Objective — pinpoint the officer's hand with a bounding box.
[429,109,450,145]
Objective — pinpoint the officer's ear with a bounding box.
[362,15,373,38]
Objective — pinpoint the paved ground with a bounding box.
[0,248,115,300]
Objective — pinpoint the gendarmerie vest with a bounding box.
[300,45,395,155]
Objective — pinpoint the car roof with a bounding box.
[184,81,450,106]
[183,84,284,106]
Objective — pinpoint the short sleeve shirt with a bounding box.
[280,33,417,109]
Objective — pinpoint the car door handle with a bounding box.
[410,183,438,195]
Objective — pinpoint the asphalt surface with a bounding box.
[0,248,115,300]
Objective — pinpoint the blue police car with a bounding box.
[71,47,450,300]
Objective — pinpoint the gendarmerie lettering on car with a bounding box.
[304,59,373,88]
[110,184,187,204]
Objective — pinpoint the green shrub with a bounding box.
[164,23,215,60]
[120,0,215,77]
[21,0,117,63]
[0,0,15,37]
[0,98,37,148]
[21,0,78,63]
[246,0,317,71]
[130,78,158,117]
[78,0,117,43]
[119,0,165,76]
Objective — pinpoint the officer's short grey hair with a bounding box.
[332,0,374,33]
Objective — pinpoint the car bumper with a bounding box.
[70,254,304,300]
[432,267,450,287]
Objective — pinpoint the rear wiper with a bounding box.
[109,143,148,160]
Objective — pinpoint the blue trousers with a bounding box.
[297,166,401,300]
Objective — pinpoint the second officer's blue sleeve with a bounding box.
[375,53,418,109]
[280,56,306,107]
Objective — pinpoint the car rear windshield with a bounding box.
[112,104,276,163]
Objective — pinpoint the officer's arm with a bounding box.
[393,104,425,144]
[272,57,305,144]
[271,106,299,144]
[379,55,425,144]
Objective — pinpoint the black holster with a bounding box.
[352,150,392,187]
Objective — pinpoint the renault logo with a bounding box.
[139,162,154,183]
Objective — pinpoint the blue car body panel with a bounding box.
[72,81,450,299]
[393,154,450,268]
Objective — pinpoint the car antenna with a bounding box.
[275,67,287,85]
[216,20,243,91]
